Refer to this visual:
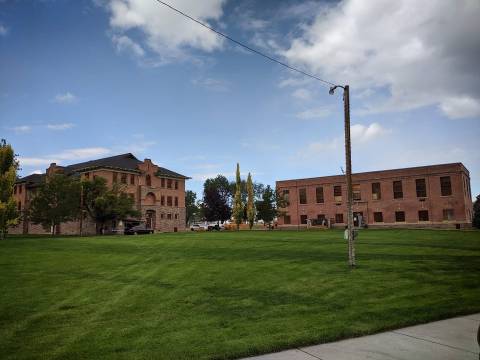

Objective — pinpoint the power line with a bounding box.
[153,0,337,87]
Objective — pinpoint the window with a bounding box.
[175,181,178,190]
[440,176,452,196]
[113,173,118,183]
[128,193,134,200]
[160,213,164,219]
[373,212,383,222]
[161,196,165,206]
[17,201,22,211]
[282,189,290,203]
[353,184,361,201]
[13,185,16,195]
[174,196,178,207]
[167,196,172,206]
[418,210,429,221]
[334,185,342,203]
[316,187,324,203]
[130,174,135,185]
[395,211,405,222]
[167,179,172,189]
[416,178,427,197]
[372,182,381,200]
[18,185,22,194]
[121,173,127,184]
[174,213,179,220]
[161,178,165,188]
[146,174,151,187]
[299,188,307,204]
[167,213,172,220]
[443,209,454,221]
[335,213,344,223]
[300,215,308,224]
[284,215,291,224]
[85,172,90,180]
[393,180,403,199]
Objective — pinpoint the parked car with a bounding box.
[124,222,154,235]
[190,223,208,231]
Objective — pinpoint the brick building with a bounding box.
[276,163,473,229]
[11,153,189,235]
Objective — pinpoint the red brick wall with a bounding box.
[276,163,473,228]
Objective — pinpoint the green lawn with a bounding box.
[1,229,479,359]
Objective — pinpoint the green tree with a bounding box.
[256,185,288,227]
[473,194,480,229]
[202,175,232,222]
[246,173,255,229]
[232,163,243,230]
[28,174,81,235]
[0,140,19,239]
[185,190,199,225]
[82,177,140,234]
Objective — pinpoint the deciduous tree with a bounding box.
[202,175,232,223]
[473,194,480,229]
[0,140,19,239]
[28,174,81,235]
[185,190,199,225]
[82,177,140,234]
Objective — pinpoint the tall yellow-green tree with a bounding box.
[246,173,255,229]
[233,163,243,230]
[0,140,19,239]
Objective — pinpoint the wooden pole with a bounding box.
[343,85,355,267]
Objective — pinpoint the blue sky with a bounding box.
[1,0,479,198]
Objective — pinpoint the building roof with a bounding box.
[16,173,46,185]
[16,153,189,183]
[64,153,143,173]
[276,162,469,185]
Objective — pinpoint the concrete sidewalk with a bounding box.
[241,313,480,360]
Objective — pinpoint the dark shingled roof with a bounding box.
[16,153,189,183]
[16,173,46,185]
[64,153,143,173]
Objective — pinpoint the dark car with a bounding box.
[124,222,154,235]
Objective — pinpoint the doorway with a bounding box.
[146,210,156,230]
[353,212,364,227]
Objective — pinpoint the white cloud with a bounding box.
[112,34,145,57]
[292,88,312,101]
[293,122,390,160]
[53,92,77,104]
[439,96,480,119]
[29,170,43,175]
[18,147,111,167]
[105,0,226,63]
[282,0,480,119]
[350,123,390,143]
[192,77,229,92]
[46,123,75,130]
[10,125,31,133]
[0,24,7,36]
[296,107,331,119]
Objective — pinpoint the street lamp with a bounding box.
[330,85,355,267]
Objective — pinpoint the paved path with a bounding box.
[241,313,480,360]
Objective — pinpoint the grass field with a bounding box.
[1,229,479,359]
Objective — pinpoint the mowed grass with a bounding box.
[1,229,479,359]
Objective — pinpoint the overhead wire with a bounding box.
[153,0,337,87]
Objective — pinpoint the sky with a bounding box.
[1,0,479,198]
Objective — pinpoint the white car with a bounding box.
[190,224,208,231]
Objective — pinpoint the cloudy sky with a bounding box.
[1,0,479,197]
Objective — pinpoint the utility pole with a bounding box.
[330,84,355,267]
[343,85,355,267]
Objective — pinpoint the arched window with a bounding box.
[146,174,151,186]
[145,192,156,205]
